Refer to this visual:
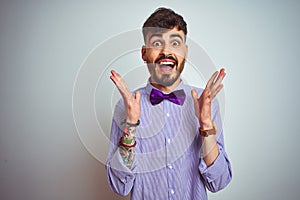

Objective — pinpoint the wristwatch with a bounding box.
[199,122,218,137]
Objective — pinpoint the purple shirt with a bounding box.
[106,81,232,200]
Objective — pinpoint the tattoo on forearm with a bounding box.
[119,146,135,168]
[119,125,136,168]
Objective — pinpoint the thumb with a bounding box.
[191,89,200,119]
[135,91,141,102]
[191,89,198,102]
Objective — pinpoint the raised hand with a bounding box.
[191,68,226,129]
[110,70,141,123]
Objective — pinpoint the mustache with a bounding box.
[154,54,178,65]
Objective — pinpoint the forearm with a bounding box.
[201,135,219,166]
[199,118,232,192]
[106,117,137,196]
[119,120,138,168]
[200,121,219,166]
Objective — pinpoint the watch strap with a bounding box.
[199,122,218,137]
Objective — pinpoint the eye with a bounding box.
[172,40,180,46]
[153,41,162,47]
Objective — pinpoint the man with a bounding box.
[106,7,232,200]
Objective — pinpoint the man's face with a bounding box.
[142,27,188,87]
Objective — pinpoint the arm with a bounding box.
[192,68,232,192]
[109,70,140,168]
[105,70,140,195]
[106,115,137,196]
[198,99,232,192]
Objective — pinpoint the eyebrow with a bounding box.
[170,34,184,42]
[148,33,163,42]
[148,33,184,42]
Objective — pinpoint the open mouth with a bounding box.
[155,56,178,73]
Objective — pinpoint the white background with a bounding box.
[1,1,300,200]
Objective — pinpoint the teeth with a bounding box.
[159,61,174,65]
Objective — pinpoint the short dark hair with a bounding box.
[142,7,187,40]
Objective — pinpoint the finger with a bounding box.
[216,84,224,94]
[110,70,121,84]
[191,89,200,118]
[206,71,219,89]
[203,89,212,103]
[111,70,120,78]
[211,84,224,99]
[110,75,117,84]
[120,83,132,100]
[220,68,225,76]
[110,70,131,99]
[213,69,226,90]
[202,88,211,97]
[191,89,199,102]
[135,91,141,102]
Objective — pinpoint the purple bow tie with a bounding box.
[150,88,186,106]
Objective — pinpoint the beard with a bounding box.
[152,69,180,87]
[147,58,186,87]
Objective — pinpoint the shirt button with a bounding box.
[170,189,175,195]
[167,164,173,169]
[166,113,170,117]
[167,138,171,144]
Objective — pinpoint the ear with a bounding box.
[185,44,189,58]
[141,45,147,61]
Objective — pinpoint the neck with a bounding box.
[150,78,181,93]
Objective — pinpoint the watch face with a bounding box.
[199,129,208,137]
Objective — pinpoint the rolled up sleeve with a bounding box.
[106,146,136,196]
[199,145,232,192]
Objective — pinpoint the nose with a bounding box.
[160,43,173,55]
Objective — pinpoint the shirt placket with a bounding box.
[164,101,176,200]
